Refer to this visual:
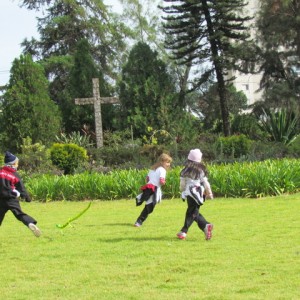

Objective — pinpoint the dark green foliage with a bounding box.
[215,134,252,158]
[199,84,248,132]
[287,135,300,158]
[231,114,264,140]
[50,143,88,175]
[250,141,288,161]
[88,146,144,169]
[0,54,61,151]
[256,0,300,108]
[62,38,115,133]
[119,42,177,139]
[139,144,169,165]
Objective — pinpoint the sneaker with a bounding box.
[204,223,213,240]
[28,223,41,237]
[134,222,142,227]
[176,231,187,240]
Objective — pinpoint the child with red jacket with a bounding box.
[0,151,41,237]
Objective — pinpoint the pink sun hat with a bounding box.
[188,149,202,162]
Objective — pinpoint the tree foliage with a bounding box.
[198,84,248,132]
[119,42,177,139]
[161,0,257,136]
[62,38,114,134]
[256,0,300,108]
[0,54,61,151]
[20,0,127,105]
[119,0,162,47]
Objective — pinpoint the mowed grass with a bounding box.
[0,194,299,300]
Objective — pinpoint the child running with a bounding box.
[0,151,41,237]
[134,153,172,227]
[177,149,214,240]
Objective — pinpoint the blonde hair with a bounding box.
[151,153,172,170]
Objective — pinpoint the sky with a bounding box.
[0,0,122,87]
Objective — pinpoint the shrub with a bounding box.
[250,141,288,160]
[139,144,169,164]
[50,143,88,175]
[287,135,300,158]
[18,137,57,174]
[55,131,94,148]
[88,145,145,169]
[214,134,252,158]
[231,114,264,139]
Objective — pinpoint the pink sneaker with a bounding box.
[176,231,187,240]
[204,224,213,240]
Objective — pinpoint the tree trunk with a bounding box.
[215,69,230,136]
[178,62,192,109]
[202,0,230,136]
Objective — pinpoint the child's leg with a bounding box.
[7,199,37,226]
[136,203,155,225]
[195,209,213,240]
[0,204,8,226]
[180,196,199,233]
[195,212,209,231]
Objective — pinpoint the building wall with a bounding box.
[230,0,263,106]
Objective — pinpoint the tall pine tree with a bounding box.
[63,39,114,134]
[119,42,176,139]
[161,0,256,136]
[0,54,61,151]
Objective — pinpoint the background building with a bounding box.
[229,0,263,106]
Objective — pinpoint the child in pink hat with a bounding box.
[177,149,214,241]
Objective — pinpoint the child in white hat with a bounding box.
[177,149,214,240]
[0,151,41,237]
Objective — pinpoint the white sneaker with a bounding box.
[28,223,41,237]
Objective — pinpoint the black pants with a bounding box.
[181,196,209,233]
[0,198,37,226]
[136,202,155,224]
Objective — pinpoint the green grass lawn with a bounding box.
[0,194,299,300]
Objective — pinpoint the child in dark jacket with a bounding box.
[0,151,41,237]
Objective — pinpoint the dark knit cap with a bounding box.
[4,151,18,164]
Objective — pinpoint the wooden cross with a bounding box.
[75,78,119,148]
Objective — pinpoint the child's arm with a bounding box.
[203,177,213,199]
[159,167,167,185]
[180,177,186,192]
[14,172,32,202]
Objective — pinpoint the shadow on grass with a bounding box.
[95,236,173,242]
[102,222,134,227]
